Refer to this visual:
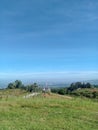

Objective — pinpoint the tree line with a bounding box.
[7,80,40,92]
[51,82,98,99]
[6,80,98,99]
[66,82,92,93]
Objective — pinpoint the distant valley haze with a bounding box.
[0,71,98,88]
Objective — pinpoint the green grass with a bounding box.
[0,89,98,130]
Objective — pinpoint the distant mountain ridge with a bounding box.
[85,79,98,85]
[0,82,7,89]
[0,79,98,89]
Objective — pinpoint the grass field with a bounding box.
[0,89,98,130]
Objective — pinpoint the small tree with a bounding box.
[33,83,38,92]
[15,80,23,89]
[7,83,14,89]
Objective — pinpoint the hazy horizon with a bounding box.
[0,71,98,82]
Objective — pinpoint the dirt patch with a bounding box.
[42,93,72,99]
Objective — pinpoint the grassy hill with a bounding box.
[0,89,98,130]
[71,88,98,98]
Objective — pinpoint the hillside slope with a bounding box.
[0,90,98,130]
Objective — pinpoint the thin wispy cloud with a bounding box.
[0,71,98,81]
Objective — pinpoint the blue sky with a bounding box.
[0,0,98,81]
